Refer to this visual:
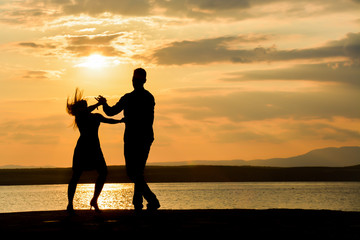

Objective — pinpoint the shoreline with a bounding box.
[1,209,359,237]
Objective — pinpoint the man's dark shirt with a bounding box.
[103,89,155,143]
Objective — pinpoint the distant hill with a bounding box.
[1,146,359,169]
[150,146,360,167]
[1,165,360,185]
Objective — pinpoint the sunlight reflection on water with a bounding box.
[0,182,359,213]
[73,184,133,210]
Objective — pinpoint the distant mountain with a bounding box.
[2,146,359,169]
[245,146,360,167]
[150,146,360,167]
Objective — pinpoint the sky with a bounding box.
[0,0,359,167]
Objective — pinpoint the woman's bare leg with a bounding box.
[67,170,82,211]
[90,166,108,210]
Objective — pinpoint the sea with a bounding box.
[0,182,359,213]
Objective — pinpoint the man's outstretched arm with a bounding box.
[96,95,124,116]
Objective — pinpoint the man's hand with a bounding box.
[95,95,107,105]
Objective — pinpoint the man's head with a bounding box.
[132,68,147,90]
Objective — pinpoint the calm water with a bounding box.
[0,182,359,213]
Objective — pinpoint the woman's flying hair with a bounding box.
[66,88,87,128]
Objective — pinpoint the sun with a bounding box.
[75,54,108,69]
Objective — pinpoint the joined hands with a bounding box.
[95,95,107,105]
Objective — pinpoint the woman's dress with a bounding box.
[72,113,106,171]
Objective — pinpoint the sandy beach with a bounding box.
[0,209,359,238]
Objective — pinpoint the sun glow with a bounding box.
[75,54,110,69]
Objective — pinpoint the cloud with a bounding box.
[149,34,273,65]
[215,129,280,143]
[22,71,49,80]
[214,121,360,144]
[188,0,251,10]
[149,32,360,65]
[65,33,124,57]
[0,0,151,26]
[158,88,360,145]
[18,42,56,49]
[154,0,360,20]
[0,7,51,25]
[166,88,360,122]
[21,70,63,80]
[65,45,122,57]
[0,0,251,22]
[153,0,251,20]
[67,33,123,45]
[15,33,125,58]
[61,0,151,16]
[14,40,63,57]
[285,122,360,142]
[327,32,360,60]
[222,61,360,87]
[2,0,357,27]
[8,133,60,145]
[0,114,66,145]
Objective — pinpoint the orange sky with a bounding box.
[0,0,359,167]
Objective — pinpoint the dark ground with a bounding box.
[0,209,359,238]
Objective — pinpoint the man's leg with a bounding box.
[135,142,160,210]
[133,173,159,209]
[124,141,160,210]
[124,142,144,210]
[132,174,145,210]
[142,182,160,210]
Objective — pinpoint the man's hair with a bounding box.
[134,68,146,80]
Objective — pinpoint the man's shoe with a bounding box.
[134,204,143,213]
[147,201,160,211]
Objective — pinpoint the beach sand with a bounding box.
[1,209,359,238]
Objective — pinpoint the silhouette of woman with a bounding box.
[66,88,123,213]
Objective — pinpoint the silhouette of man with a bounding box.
[96,68,160,211]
